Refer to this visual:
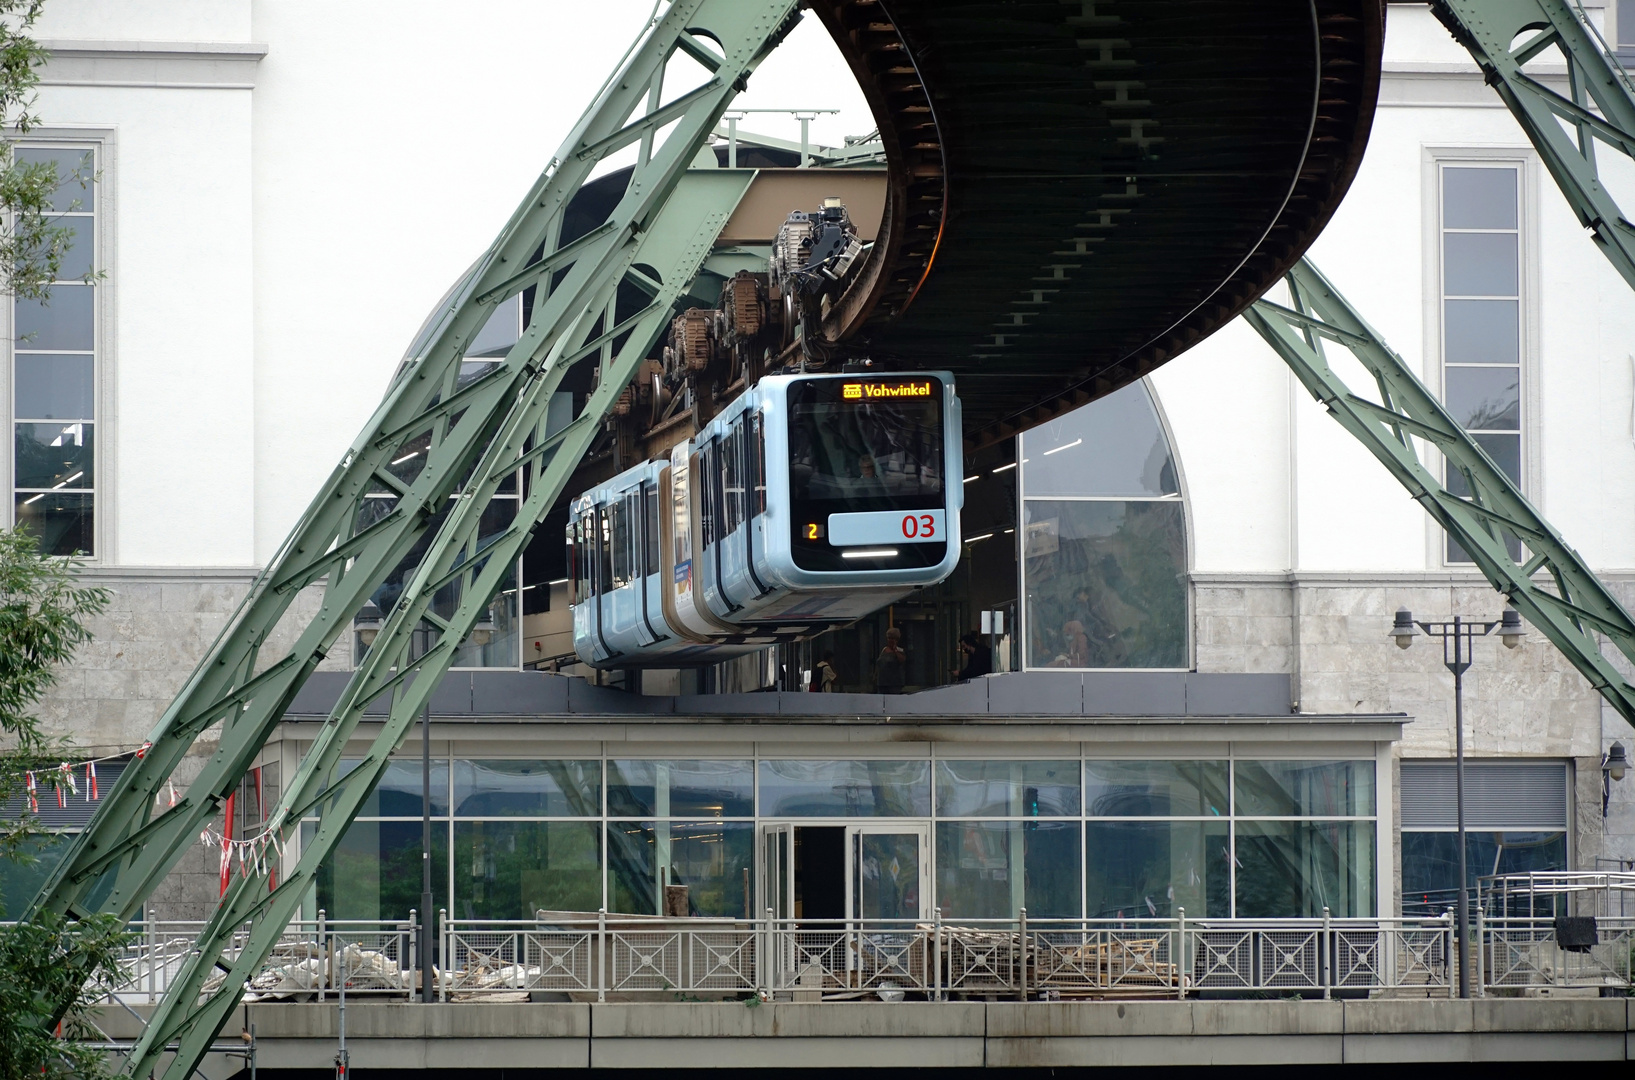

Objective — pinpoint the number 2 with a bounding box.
[807,523,819,540]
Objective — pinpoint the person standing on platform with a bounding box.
[812,651,840,692]
[877,627,906,695]
[957,631,992,682]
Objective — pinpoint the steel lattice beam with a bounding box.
[25,2,798,1076]
[1430,0,1635,291]
[1245,259,1635,731]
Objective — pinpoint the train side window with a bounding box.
[699,442,718,547]
[598,506,613,594]
[645,484,660,576]
[751,412,766,516]
[611,496,634,590]
[723,423,744,536]
[568,520,584,603]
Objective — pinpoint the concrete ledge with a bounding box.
[206,998,1635,1069]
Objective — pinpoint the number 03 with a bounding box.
[902,514,936,538]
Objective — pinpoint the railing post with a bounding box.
[1017,907,1028,1002]
[597,907,607,1003]
[146,913,156,1004]
[438,908,448,1003]
[408,908,418,1000]
[1473,904,1485,998]
[1444,911,1456,999]
[317,908,326,1003]
[1175,908,1186,1000]
[933,907,943,1003]
[763,906,773,997]
[1321,907,1331,1000]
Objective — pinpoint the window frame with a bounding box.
[1421,147,1540,569]
[5,131,117,561]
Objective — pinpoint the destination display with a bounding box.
[827,508,947,546]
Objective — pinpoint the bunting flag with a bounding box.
[87,761,97,801]
[219,792,236,897]
[24,771,37,813]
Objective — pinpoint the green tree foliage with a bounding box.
[0,911,128,1080]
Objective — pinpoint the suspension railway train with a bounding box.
[569,372,962,667]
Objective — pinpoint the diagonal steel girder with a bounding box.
[1430,0,1635,291]
[26,0,798,1069]
[1245,258,1635,730]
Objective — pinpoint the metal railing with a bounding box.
[76,907,1635,1004]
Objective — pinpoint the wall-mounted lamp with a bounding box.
[354,601,386,649]
[1603,741,1629,817]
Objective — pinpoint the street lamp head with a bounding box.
[1390,608,1417,650]
[1500,606,1526,650]
[354,601,386,648]
[1606,741,1629,783]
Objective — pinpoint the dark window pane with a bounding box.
[1444,299,1518,365]
[607,760,753,817]
[1085,819,1229,918]
[1446,432,1521,489]
[935,760,1080,817]
[1021,381,1179,497]
[15,284,93,350]
[1023,500,1187,669]
[606,821,754,917]
[453,759,601,817]
[1443,233,1518,296]
[1400,830,1566,916]
[1443,167,1517,229]
[42,215,93,281]
[1445,366,1519,431]
[1234,820,1375,917]
[14,491,92,555]
[333,757,449,816]
[455,820,601,919]
[13,147,94,213]
[15,354,93,419]
[1084,761,1230,817]
[757,760,930,817]
[1234,760,1375,816]
[309,819,448,922]
[15,421,91,488]
[935,820,1080,918]
[467,294,520,358]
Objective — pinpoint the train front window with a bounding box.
[787,377,946,571]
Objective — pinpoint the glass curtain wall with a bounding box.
[12,146,98,554]
[306,754,1376,922]
[1440,163,1524,563]
[1019,381,1187,669]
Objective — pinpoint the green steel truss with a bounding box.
[28,2,797,1076]
[1430,0,1635,291]
[1245,259,1635,730]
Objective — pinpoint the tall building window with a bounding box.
[12,146,97,556]
[1019,380,1188,669]
[1439,163,1523,563]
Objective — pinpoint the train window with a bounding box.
[610,496,634,590]
[751,412,767,516]
[645,484,660,576]
[699,442,718,547]
[723,423,744,536]
[569,520,584,603]
[787,378,944,504]
[597,506,613,594]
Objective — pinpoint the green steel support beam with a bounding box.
[1245,258,1635,730]
[1430,0,1635,291]
[24,1,796,1075]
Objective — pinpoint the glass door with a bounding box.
[761,823,793,921]
[846,824,929,923]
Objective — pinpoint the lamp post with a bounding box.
[1390,605,1525,998]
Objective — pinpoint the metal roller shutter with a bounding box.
[1400,760,1568,829]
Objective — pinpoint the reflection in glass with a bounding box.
[758,760,930,817]
[310,819,449,922]
[13,147,95,212]
[453,760,600,817]
[1400,830,1565,916]
[1443,300,1518,365]
[44,215,93,281]
[15,421,91,488]
[0,832,67,916]
[14,491,91,555]
[14,285,93,350]
[1023,500,1186,669]
[14,354,93,419]
[1234,820,1374,917]
[1084,761,1229,817]
[1085,819,1228,918]
[466,294,521,358]
[1445,366,1520,430]
[607,760,753,818]
[855,831,923,920]
[1020,381,1178,498]
[334,758,448,816]
[1234,760,1374,817]
[607,821,754,917]
[455,820,600,918]
[936,820,1080,918]
[1443,233,1519,296]
[1442,167,1517,230]
[935,760,1080,817]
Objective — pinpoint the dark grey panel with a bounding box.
[989,672,1081,716]
[1184,673,1291,716]
[472,671,569,715]
[1401,760,1568,829]
[893,680,989,715]
[566,679,672,715]
[1083,672,1188,716]
[775,691,890,716]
